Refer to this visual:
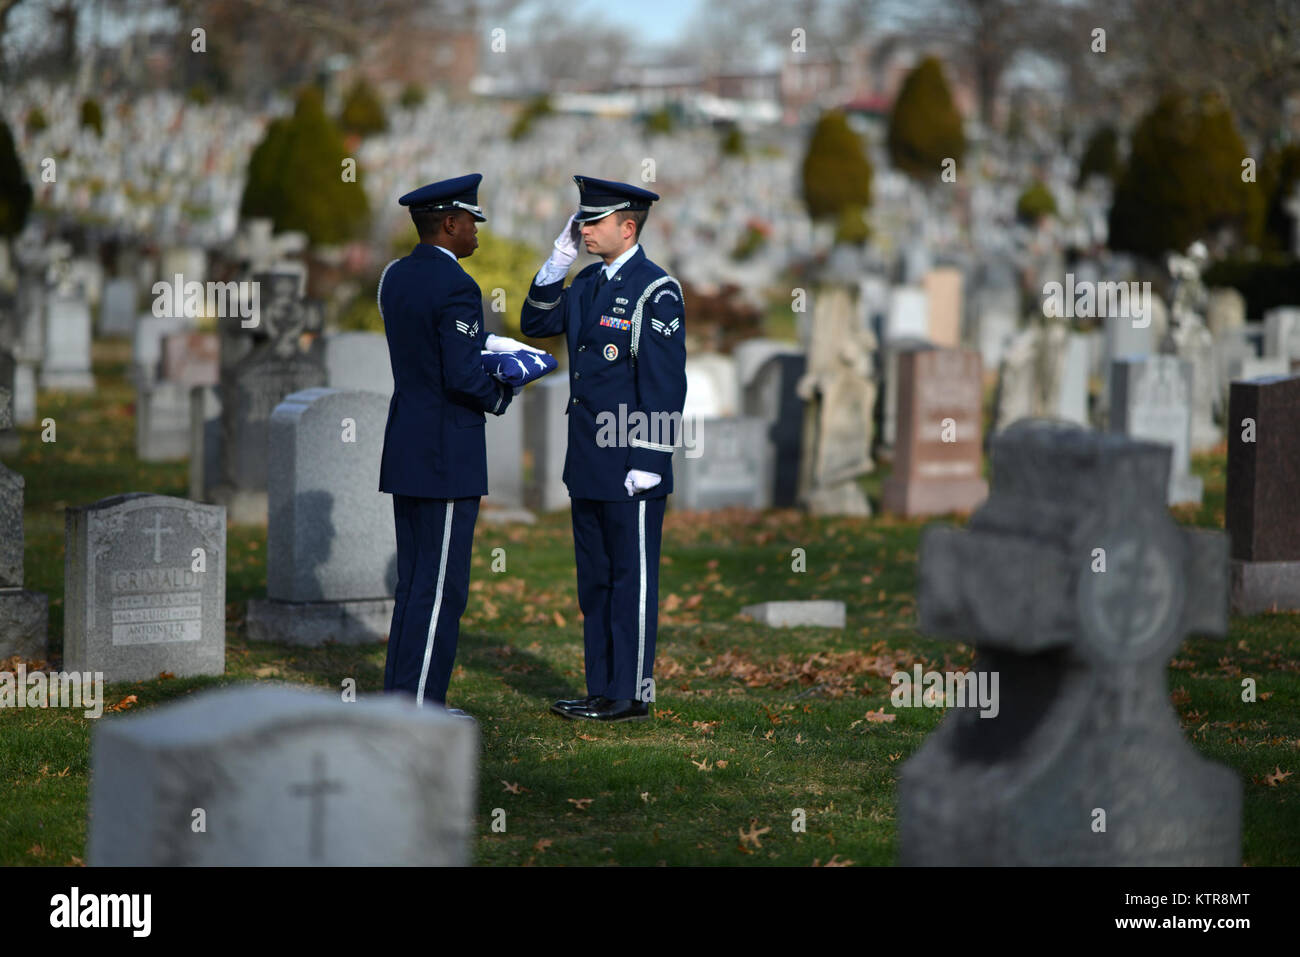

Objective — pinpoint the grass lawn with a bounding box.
[1,339,1296,866]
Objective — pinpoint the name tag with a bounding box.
[599,315,631,331]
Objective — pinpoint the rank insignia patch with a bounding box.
[454,318,480,338]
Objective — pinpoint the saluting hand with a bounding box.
[550,213,580,269]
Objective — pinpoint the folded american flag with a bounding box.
[481,349,559,387]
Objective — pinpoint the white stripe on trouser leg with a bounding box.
[416,500,455,707]
[635,500,647,701]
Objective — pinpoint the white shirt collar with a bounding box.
[601,243,639,278]
[432,244,457,263]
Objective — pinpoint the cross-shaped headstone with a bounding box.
[143,513,173,564]
[898,419,1241,865]
[289,751,345,864]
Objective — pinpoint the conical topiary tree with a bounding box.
[1076,125,1120,187]
[887,56,965,182]
[0,118,33,238]
[240,87,370,246]
[80,98,103,137]
[1016,180,1057,224]
[1109,91,1262,259]
[801,110,872,223]
[338,78,388,137]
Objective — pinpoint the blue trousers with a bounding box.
[384,495,480,707]
[570,496,666,702]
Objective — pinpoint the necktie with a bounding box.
[586,268,609,316]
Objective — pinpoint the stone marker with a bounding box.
[133,315,195,386]
[213,274,326,524]
[1108,355,1202,506]
[135,381,192,462]
[246,388,396,645]
[523,375,570,512]
[483,392,527,514]
[0,461,49,660]
[742,353,806,508]
[0,349,17,457]
[324,331,394,396]
[1225,355,1288,385]
[739,600,845,628]
[160,331,219,386]
[63,493,225,683]
[1226,374,1300,613]
[994,324,1089,432]
[1205,287,1245,340]
[670,416,766,510]
[883,349,987,517]
[922,267,963,348]
[188,385,221,502]
[99,277,137,337]
[901,419,1239,865]
[40,293,95,392]
[87,683,477,865]
[1263,307,1300,368]
[884,286,928,343]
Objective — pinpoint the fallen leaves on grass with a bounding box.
[692,720,719,736]
[813,855,854,867]
[107,694,138,713]
[567,797,593,810]
[691,757,713,772]
[701,647,920,698]
[737,820,771,851]
[850,708,896,727]
[533,838,553,852]
[1264,767,1292,787]
[502,781,530,794]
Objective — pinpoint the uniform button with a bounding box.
[578,345,586,351]
[574,372,581,380]
[571,397,579,405]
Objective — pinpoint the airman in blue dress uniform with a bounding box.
[380,173,539,714]
[521,176,687,722]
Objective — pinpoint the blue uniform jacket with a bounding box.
[520,246,687,501]
[378,243,512,498]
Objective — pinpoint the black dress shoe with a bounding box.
[550,695,600,719]
[569,697,650,722]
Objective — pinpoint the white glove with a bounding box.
[485,334,546,354]
[624,469,662,496]
[551,213,580,266]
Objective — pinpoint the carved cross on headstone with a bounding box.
[899,419,1241,865]
[143,513,173,564]
[289,751,345,864]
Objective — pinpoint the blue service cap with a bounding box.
[572,175,660,223]
[398,173,487,221]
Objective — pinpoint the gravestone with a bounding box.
[1262,307,1300,369]
[739,600,845,628]
[189,385,221,502]
[742,353,806,508]
[1226,375,1300,613]
[483,393,526,513]
[1225,355,1288,386]
[732,338,800,393]
[1205,288,1245,340]
[1214,327,1259,406]
[971,285,1018,373]
[0,349,17,457]
[63,493,225,683]
[683,353,739,419]
[994,324,1089,432]
[922,267,963,348]
[880,338,936,455]
[796,285,875,516]
[523,375,570,512]
[0,461,49,660]
[160,332,219,386]
[133,315,196,386]
[99,277,137,337]
[87,684,476,866]
[324,332,394,396]
[901,419,1239,865]
[213,273,326,524]
[883,349,987,517]
[884,286,929,343]
[1172,315,1222,452]
[246,389,396,645]
[1109,356,1202,506]
[135,381,192,462]
[12,361,35,427]
[670,416,767,510]
[40,293,95,392]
